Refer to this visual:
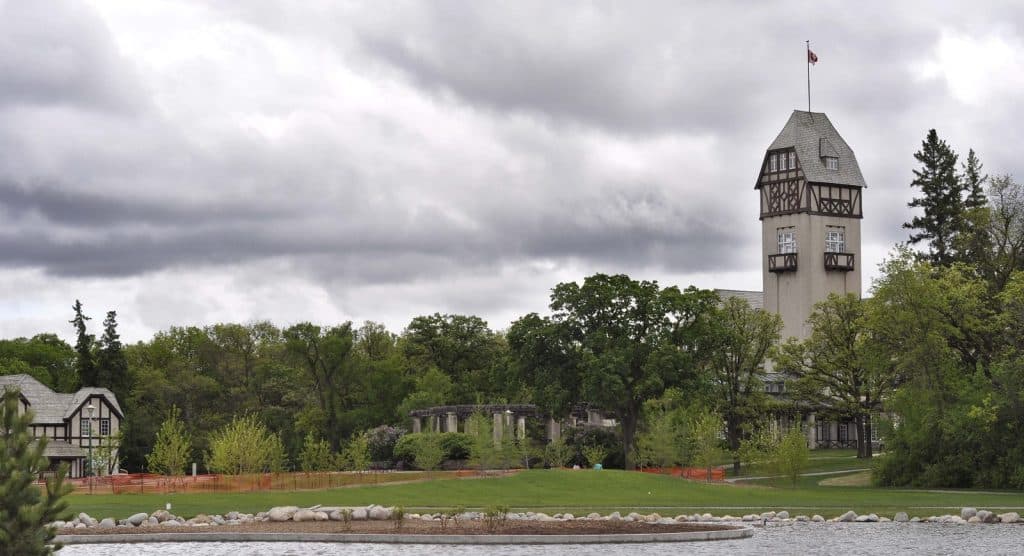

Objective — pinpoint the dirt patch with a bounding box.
[63,519,734,537]
[818,471,871,487]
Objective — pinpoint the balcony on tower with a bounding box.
[768,253,798,273]
[824,252,855,271]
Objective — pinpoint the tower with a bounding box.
[756,111,865,341]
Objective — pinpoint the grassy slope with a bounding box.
[65,469,1024,520]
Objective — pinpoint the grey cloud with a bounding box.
[0,1,145,113]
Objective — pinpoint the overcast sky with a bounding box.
[1,1,1021,343]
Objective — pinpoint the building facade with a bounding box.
[0,374,123,478]
[757,110,865,342]
[747,111,869,449]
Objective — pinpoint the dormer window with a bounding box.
[788,152,797,169]
[824,156,838,170]
[769,154,777,172]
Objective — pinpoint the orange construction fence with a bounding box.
[63,471,419,495]
[639,466,726,481]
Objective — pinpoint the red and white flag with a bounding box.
[807,49,818,65]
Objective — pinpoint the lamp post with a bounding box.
[86,402,95,492]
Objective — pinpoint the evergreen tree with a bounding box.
[69,300,96,386]
[904,129,962,266]
[961,148,988,211]
[96,311,130,403]
[0,390,72,555]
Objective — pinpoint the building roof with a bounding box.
[715,289,764,310]
[763,111,867,188]
[40,439,85,459]
[0,374,122,424]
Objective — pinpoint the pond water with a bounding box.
[61,523,1024,556]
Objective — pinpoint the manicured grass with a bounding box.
[65,469,1024,520]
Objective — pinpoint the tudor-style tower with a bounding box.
[757,111,865,341]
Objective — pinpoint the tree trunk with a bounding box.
[728,415,741,476]
[863,412,873,458]
[854,413,866,459]
[622,410,638,470]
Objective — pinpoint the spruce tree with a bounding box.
[69,300,96,386]
[0,390,72,555]
[961,148,988,211]
[904,129,962,266]
[96,311,130,403]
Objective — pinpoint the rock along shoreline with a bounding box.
[52,505,1020,545]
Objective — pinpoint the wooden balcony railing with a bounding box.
[768,253,798,273]
[824,252,855,271]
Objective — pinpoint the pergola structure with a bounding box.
[409,403,616,444]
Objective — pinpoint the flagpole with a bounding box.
[806,40,811,114]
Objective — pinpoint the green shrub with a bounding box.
[394,432,473,466]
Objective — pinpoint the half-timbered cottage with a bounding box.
[0,374,123,478]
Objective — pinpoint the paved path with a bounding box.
[725,468,869,483]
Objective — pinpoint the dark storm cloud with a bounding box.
[0,1,145,112]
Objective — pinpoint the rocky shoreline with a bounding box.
[52,505,1021,535]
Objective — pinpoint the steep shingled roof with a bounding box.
[764,111,867,188]
[0,374,121,423]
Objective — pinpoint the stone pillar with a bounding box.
[805,413,816,449]
[546,418,561,442]
[446,412,458,433]
[412,417,421,433]
[516,416,526,439]
[588,410,601,425]
[431,415,440,432]
[493,412,504,445]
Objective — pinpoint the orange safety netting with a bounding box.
[638,466,726,481]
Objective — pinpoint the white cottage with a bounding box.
[0,374,123,478]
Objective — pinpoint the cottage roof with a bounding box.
[715,289,764,310]
[0,374,121,423]
[41,440,85,459]
[763,111,867,188]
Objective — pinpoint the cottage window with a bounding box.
[769,154,777,172]
[777,227,797,254]
[788,152,797,169]
[778,151,788,170]
[80,418,91,436]
[100,418,110,436]
[824,156,838,170]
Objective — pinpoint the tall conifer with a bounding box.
[904,129,962,266]
[96,311,130,404]
[69,300,96,386]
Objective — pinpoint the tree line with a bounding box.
[0,130,1021,488]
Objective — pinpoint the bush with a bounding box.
[365,425,405,463]
[563,427,623,468]
[394,432,473,466]
[206,414,286,475]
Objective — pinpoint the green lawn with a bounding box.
[65,469,1024,520]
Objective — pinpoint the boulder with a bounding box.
[152,510,172,523]
[760,511,776,520]
[226,511,239,520]
[742,514,757,522]
[267,506,300,522]
[776,511,790,519]
[998,512,1020,524]
[98,518,116,528]
[838,511,857,522]
[351,507,368,521]
[961,507,977,520]
[189,514,212,525]
[51,521,66,528]
[894,512,909,523]
[127,513,149,526]
[161,520,181,526]
[795,515,808,522]
[314,511,329,521]
[74,523,87,529]
[644,513,659,522]
[369,505,391,520]
[910,517,921,523]
[563,513,575,520]
[292,509,318,522]
[968,516,981,523]
[627,512,642,521]
[977,510,996,523]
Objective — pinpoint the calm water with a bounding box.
[60,523,1024,556]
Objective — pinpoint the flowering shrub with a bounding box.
[365,425,406,462]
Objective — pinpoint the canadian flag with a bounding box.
[807,49,818,65]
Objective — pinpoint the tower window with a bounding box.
[778,152,788,170]
[824,156,838,170]
[769,154,777,172]
[826,226,846,252]
[788,152,797,169]
[778,227,797,253]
